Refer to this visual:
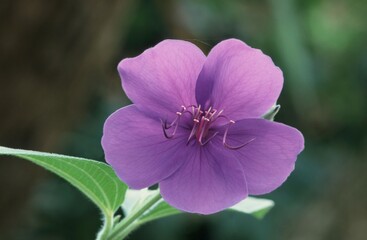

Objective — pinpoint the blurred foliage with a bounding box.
[1,0,367,239]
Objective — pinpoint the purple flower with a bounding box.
[102,39,304,214]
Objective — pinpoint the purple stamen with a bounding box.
[222,120,255,150]
[163,104,254,149]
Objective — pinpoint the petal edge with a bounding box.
[195,39,283,120]
[119,40,206,121]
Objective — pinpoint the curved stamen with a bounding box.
[215,114,231,122]
[163,105,255,149]
[223,120,256,150]
[161,119,179,139]
[165,106,187,129]
[208,109,217,119]
[204,107,212,117]
[161,106,188,138]
[199,131,219,146]
[224,137,255,150]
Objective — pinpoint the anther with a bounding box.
[205,107,212,115]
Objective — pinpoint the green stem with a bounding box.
[114,222,139,240]
[96,210,114,240]
[108,192,162,240]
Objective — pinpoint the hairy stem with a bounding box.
[108,192,162,240]
[96,210,114,240]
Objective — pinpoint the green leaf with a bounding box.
[0,146,127,214]
[121,189,274,225]
[229,197,274,219]
[262,104,281,121]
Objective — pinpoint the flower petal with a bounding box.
[222,118,304,195]
[118,40,206,121]
[195,39,283,120]
[101,105,188,189]
[159,140,248,214]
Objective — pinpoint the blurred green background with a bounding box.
[1,0,366,239]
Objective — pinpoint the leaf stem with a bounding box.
[113,222,139,240]
[108,192,162,240]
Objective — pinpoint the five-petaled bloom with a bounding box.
[102,39,304,214]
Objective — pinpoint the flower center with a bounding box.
[161,105,254,149]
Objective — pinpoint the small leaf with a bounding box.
[0,146,127,214]
[122,189,180,224]
[262,104,281,121]
[121,189,181,224]
[121,189,273,224]
[121,188,157,216]
[229,197,274,219]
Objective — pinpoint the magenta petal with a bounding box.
[195,39,283,120]
[118,40,206,121]
[223,118,304,195]
[101,105,188,189]
[159,140,248,214]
